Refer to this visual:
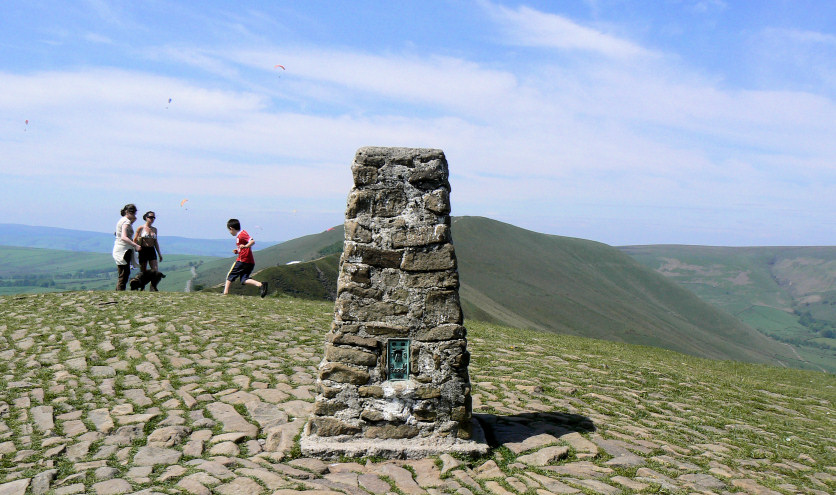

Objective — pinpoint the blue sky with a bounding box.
[2,1,835,246]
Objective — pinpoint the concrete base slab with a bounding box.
[300,418,489,459]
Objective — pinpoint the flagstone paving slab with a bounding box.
[0,292,832,494]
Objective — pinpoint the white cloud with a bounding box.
[484,2,652,59]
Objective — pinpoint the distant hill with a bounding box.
[621,245,836,373]
[195,216,805,370]
[0,245,217,294]
[0,223,263,257]
[450,217,801,368]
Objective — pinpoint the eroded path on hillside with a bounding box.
[0,292,833,495]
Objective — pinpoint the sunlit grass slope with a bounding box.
[451,217,800,368]
[194,217,803,369]
[622,245,836,373]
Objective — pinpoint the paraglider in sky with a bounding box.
[274,64,285,70]
[180,199,189,210]
[166,98,172,109]
[24,120,28,131]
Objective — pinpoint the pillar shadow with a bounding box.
[474,411,595,449]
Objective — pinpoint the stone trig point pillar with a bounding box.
[301,147,487,459]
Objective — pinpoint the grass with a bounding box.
[623,244,836,373]
[204,217,808,371]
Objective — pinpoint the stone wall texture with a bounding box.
[309,147,473,444]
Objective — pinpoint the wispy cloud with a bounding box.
[484,2,653,59]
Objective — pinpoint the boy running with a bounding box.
[223,218,268,297]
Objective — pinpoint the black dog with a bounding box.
[129,270,165,291]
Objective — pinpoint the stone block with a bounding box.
[319,362,370,385]
[451,406,469,422]
[345,243,403,269]
[362,323,408,337]
[401,270,459,289]
[424,290,463,325]
[342,262,371,284]
[310,417,360,437]
[352,165,378,186]
[358,386,384,398]
[346,190,374,219]
[360,409,384,422]
[328,332,379,349]
[364,424,419,439]
[317,384,340,398]
[325,344,378,367]
[313,400,348,416]
[391,224,451,248]
[335,299,409,322]
[452,349,470,367]
[354,147,388,168]
[414,386,442,399]
[334,323,359,333]
[424,189,451,214]
[346,189,407,218]
[338,284,383,300]
[457,421,473,440]
[401,244,457,271]
[413,401,438,421]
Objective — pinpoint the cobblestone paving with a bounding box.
[0,292,833,494]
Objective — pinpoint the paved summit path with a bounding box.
[0,292,833,494]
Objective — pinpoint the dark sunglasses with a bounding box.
[147,216,156,219]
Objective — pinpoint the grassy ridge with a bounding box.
[622,245,836,373]
[206,217,803,370]
[0,245,217,293]
[451,217,801,368]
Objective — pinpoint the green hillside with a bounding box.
[0,245,217,294]
[198,217,803,370]
[451,217,800,368]
[621,245,836,373]
[0,291,832,494]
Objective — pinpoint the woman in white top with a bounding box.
[112,203,141,291]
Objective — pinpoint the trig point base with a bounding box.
[301,147,487,459]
